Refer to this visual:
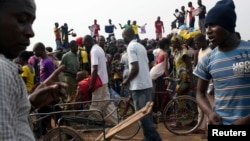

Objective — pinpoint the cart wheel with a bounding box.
[114,100,141,140]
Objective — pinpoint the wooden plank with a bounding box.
[95,102,153,141]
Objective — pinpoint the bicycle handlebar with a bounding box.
[163,77,180,82]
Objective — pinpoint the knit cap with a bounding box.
[205,0,236,33]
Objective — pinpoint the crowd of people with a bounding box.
[53,0,207,52]
[1,0,250,141]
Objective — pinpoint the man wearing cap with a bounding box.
[193,0,250,125]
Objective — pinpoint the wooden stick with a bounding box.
[95,102,153,141]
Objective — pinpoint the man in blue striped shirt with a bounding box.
[193,0,250,125]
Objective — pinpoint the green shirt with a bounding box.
[60,51,80,77]
[123,24,131,29]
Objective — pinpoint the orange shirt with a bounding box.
[54,27,61,40]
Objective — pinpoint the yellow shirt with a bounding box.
[113,72,120,79]
[131,24,139,34]
[81,50,89,63]
[79,47,89,63]
[21,65,35,91]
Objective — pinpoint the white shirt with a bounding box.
[127,40,153,90]
[90,44,109,84]
[88,26,95,37]
[120,51,129,71]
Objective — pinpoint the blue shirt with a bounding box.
[193,41,250,124]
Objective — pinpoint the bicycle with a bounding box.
[153,76,204,135]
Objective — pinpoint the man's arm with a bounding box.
[29,65,67,112]
[196,78,222,125]
[161,21,165,32]
[88,65,98,94]
[98,25,100,31]
[196,78,211,115]
[106,61,112,80]
[55,28,60,32]
[231,114,250,125]
[199,6,206,15]
[68,28,73,33]
[119,23,124,29]
[121,61,139,86]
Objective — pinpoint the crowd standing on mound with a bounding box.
[1,0,250,141]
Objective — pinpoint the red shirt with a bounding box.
[189,6,195,20]
[155,20,163,33]
[92,24,100,36]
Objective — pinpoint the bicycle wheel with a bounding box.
[114,100,141,140]
[163,95,204,135]
[43,126,84,141]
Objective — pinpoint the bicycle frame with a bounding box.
[152,76,204,135]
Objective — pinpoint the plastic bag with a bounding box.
[150,62,165,80]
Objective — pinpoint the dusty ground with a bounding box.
[82,122,207,141]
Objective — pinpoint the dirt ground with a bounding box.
[81,122,207,141]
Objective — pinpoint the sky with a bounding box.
[28,0,250,51]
